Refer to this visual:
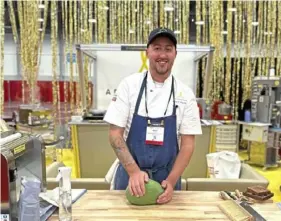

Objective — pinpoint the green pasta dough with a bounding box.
[126,179,164,205]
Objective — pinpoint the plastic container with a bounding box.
[56,167,72,221]
[18,177,41,221]
[244,110,251,122]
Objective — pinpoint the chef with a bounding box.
[103,27,202,204]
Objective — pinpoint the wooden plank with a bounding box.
[48,190,281,221]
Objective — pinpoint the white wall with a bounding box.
[4,33,17,76]
[3,33,60,78]
[38,33,59,76]
[3,32,92,80]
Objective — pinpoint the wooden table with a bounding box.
[48,190,281,221]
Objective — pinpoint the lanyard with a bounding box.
[144,72,175,117]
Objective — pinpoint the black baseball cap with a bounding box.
[147,27,177,47]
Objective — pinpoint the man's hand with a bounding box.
[128,170,149,197]
[157,180,174,204]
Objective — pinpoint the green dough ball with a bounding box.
[126,179,164,205]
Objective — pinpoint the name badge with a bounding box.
[145,120,164,146]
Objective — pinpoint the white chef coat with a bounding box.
[103,71,202,140]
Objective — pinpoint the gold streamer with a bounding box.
[61,0,68,122]
[143,0,148,41]
[250,1,257,94]
[196,0,201,97]
[201,0,207,97]
[88,0,93,107]
[124,0,127,43]
[138,1,142,43]
[17,1,25,103]
[196,0,201,45]
[225,0,233,104]
[164,1,167,27]
[237,1,243,108]
[257,1,263,76]
[0,0,4,116]
[118,2,122,43]
[243,1,253,102]
[169,0,173,29]
[209,1,222,100]
[51,0,58,123]
[94,1,98,43]
[277,2,281,75]
[185,0,190,45]
[232,1,238,119]
[153,0,158,30]
[7,1,18,43]
[270,1,276,70]
[15,1,46,104]
[261,2,267,75]
[218,0,224,97]
[132,1,136,44]
[266,1,272,72]
[160,1,164,28]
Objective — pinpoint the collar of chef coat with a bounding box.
[146,71,173,91]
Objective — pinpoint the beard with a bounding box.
[154,61,170,75]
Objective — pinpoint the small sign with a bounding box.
[14,144,26,154]
[66,53,76,63]
[1,214,10,221]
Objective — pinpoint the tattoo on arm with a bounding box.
[109,135,136,168]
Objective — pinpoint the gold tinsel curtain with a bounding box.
[4,0,281,121]
[7,0,49,104]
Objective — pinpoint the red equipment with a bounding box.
[211,100,233,121]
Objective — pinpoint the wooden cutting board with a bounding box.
[48,190,281,221]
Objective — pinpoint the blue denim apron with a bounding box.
[114,72,181,190]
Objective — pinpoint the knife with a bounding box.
[220,191,267,221]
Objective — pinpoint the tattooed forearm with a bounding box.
[109,135,136,168]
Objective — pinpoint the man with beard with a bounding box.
[103,27,202,204]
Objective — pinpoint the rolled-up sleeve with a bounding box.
[179,94,202,135]
[103,79,129,127]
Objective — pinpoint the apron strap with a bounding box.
[134,72,148,115]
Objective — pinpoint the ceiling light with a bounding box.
[264,32,272,35]
[191,18,194,22]
[88,19,96,23]
[164,3,174,12]
[174,30,181,34]
[195,21,204,25]
[38,4,45,9]
[228,8,237,12]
